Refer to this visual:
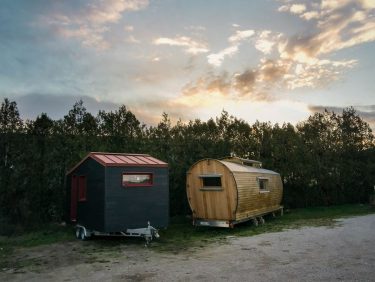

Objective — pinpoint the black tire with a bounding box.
[76,227,87,240]
[75,227,81,239]
[259,217,265,225]
[79,228,86,240]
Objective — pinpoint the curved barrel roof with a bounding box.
[219,159,279,175]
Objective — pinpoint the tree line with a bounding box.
[1,98,374,233]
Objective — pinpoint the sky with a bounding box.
[1,0,375,128]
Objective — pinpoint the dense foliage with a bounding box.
[1,98,374,232]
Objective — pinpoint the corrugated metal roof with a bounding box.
[219,161,279,175]
[67,152,168,175]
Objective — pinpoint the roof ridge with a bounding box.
[90,152,150,156]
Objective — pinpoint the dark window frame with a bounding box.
[258,177,269,192]
[199,174,223,191]
[122,172,154,187]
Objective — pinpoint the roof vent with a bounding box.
[221,156,262,168]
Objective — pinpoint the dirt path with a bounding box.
[2,214,375,281]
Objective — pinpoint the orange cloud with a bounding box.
[182,73,231,97]
[180,60,287,101]
[44,0,149,49]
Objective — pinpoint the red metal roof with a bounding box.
[67,152,168,175]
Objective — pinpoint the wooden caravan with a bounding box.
[186,157,283,227]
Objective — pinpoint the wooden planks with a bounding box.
[187,158,283,223]
[233,171,283,220]
[186,159,237,220]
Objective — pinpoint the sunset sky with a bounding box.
[1,0,375,127]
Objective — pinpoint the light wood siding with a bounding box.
[234,172,282,220]
[186,158,283,223]
[186,159,237,221]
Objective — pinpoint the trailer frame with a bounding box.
[75,221,160,245]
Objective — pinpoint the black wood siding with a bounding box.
[104,166,169,231]
[67,158,105,231]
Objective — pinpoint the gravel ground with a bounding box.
[2,214,375,282]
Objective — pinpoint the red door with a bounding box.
[70,175,78,221]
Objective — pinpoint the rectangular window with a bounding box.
[78,175,87,202]
[199,174,222,190]
[123,173,153,187]
[258,177,269,192]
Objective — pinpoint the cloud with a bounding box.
[57,25,111,49]
[183,0,367,100]
[126,35,140,43]
[270,0,375,89]
[181,59,290,101]
[43,0,149,49]
[278,3,306,14]
[124,25,134,32]
[278,5,290,12]
[255,30,281,54]
[308,105,375,130]
[290,4,307,14]
[284,58,357,90]
[14,93,179,126]
[153,36,209,54]
[279,0,375,55]
[182,73,231,97]
[15,94,120,120]
[228,29,255,43]
[258,59,290,83]
[360,0,375,9]
[185,25,206,31]
[300,11,320,20]
[207,46,239,67]
[233,70,257,96]
[139,95,311,127]
[207,29,254,67]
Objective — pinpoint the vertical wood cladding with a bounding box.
[187,159,237,221]
[187,158,283,223]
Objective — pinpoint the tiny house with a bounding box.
[186,157,283,227]
[66,152,169,240]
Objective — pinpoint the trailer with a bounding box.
[186,157,283,228]
[75,221,160,245]
[66,152,169,243]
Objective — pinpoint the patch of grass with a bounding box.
[0,203,374,263]
[0,224,73,270]
[0,224,73,248]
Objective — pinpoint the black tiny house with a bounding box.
[66,152,169,234]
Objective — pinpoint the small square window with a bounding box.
[258,178,269,192]
[199,175,222,191]
[202,177,222,187]
[123,173,153,187]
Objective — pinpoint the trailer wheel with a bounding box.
[252,218,259,227]
[80,228,86,240]
[75,227,81,239]
[259,217,265,225]
[76,227,87,240]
